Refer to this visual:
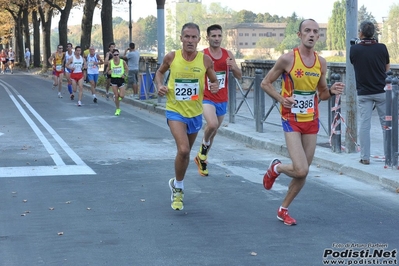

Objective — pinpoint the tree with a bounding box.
[165,1,204,51]
[43,0,76,49]
[101,0,114,56]
[254,37,278,59]
[38,1,54,70]
[275,13,302,53]
[381,4,399,62]
[327,0,346,50]
[4,1,24,62]
[80,0,100,51]
[0,3,16,50]
[32,9,41,67]
[358,5,379,40]
[234,10,257,23]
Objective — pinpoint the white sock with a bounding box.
[279,206,288,211]
[274,164,280,174]
[174,180,184,190]
[93,94,96,98]
[203,139,210,146]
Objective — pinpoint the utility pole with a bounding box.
[129,0,132,43]
[345,0,358,153]
[156,0,165,65]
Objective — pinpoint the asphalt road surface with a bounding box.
[0,71,397,266]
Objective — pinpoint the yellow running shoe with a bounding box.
[197,144,209,161]
[194,155,209,176]
[168,178,184,210]
[114,108,121,116]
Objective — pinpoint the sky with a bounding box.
[64,0,393,27]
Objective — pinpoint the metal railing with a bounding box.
[384,72,399,169]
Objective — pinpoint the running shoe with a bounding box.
[78,100,82,106]
[70,94,74,100]
[93,97,97,103]
[118,97,122,101]
[194,155,209,176]
[168,178,184,211]
[58,92,62,98]
[197,144,209,161]
[106,93,110,100]
[263,158,281,190]
[114,108,121,116]
[277,208,297,226]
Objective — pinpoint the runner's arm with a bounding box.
[227,50,242,80]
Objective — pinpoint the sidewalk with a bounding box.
[38,69,399,193]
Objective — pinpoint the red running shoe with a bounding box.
[263,158,281,190]
[277,208,297,226]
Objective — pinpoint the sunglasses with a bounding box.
[113,54,119,56]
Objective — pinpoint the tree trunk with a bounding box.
[80,0,99,51]
[101,0,114,57]
[23,8,30,63]
[39,6,53,70]
[58,0,73,48]
[32,10,41,68]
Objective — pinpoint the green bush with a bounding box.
[97,74,106,87]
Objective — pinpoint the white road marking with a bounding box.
[0,80,95,177]
[0,165,95,178]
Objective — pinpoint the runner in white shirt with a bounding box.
[64,43,75,100]
[86,45,104,103]
[66,46,86,107]
[8,48,15,74]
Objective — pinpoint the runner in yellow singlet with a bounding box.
[260,19,345,226]
[48,44,65,98]
[155,22,219,211]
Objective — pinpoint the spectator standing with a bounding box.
[25,48,31,71]
[123,42,140,99]
[350,20,390,165]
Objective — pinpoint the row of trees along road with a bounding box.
[1,0,399,69]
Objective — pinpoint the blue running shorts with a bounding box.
[166,111,202,134]
[203,100,228,117]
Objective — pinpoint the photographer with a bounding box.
[349,20,390,165]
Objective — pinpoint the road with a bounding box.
[0,71,397,266]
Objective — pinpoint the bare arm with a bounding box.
[155,52,174,97]
[104,52,111,66]
[204,55,219,94]
[261,54,295,108]
[227,50,242,80]
[66,57,74,70]
[317,57,344,100]
[123,61,128,77]
[48,53,54,65]
[97,54,104,65]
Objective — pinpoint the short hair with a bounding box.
[207,24,222,36]
[298,18,316,32]
[67,43,73,48]
[108,42,115,48]
[75,45,81,50]
[181,22,200,35]
[129,43,135,49]
[359,20,375,38]
[113,49,119,54]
